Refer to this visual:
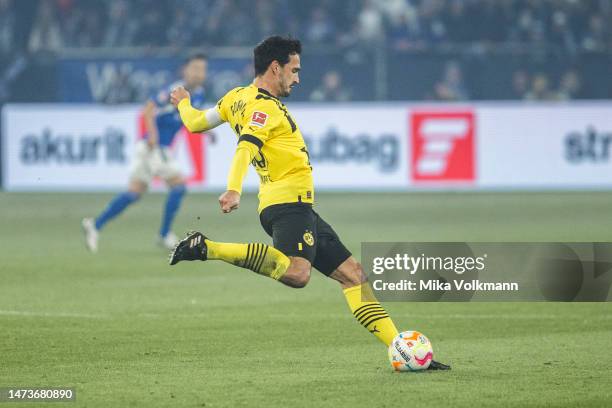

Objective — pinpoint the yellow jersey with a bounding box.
[216,84,314,212]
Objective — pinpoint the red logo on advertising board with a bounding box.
[179,128,206,184]
[410,111,475,182]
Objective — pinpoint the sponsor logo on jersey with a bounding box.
[410,111,475,182]
[250,111,268,127]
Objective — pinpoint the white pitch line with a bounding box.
[265,313,612,320]
[0,310,109,319]
[427,313,612,320]
[2,310,610,321]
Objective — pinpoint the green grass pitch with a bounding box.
[1,191,611,407]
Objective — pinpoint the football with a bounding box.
[388,331,434,371]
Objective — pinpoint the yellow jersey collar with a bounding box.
[254,85,280,101]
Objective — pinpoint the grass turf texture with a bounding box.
[1,191,611,408]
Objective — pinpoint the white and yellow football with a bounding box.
[388,331,433,371]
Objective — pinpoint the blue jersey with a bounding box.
[147,81,206,147]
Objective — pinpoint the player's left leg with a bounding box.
[328,257,400,347]
[309,213,399,346]
[304,211,398,346]
[316,213,450,370]
[160,174,187,249]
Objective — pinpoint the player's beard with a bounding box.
[278,77,292,97]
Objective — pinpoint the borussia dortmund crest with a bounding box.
[303,231,315,246]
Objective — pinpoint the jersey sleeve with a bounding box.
[216,94,229,122]
[237,100,282,148]
[177,99,225,132]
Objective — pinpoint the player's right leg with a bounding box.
[168,231,311,287]
[169,203,316,287]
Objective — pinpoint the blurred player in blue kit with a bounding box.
[82,54,208,252]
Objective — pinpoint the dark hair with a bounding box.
[253,36,302,76]
[185,53,208,65]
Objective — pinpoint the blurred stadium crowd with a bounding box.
[1,0,611,102]
[4,0,609,51]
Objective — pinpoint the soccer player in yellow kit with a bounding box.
[169,36,448,369]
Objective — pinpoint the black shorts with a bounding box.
[259,203,352,276]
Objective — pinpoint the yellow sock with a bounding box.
[343,283,399,346]
[206,240,290,280]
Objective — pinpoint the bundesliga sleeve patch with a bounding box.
[250,111,268,127]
